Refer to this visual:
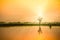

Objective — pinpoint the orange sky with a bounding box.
[0,0,60,22]
[0,0,60,40]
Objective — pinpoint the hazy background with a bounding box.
[0,0,60,40]
[0,0,60,22]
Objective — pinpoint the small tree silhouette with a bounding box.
[38,17,42,34]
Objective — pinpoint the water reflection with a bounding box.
[0,26,60,40]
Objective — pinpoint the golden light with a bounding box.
[0,0,60,40]
[33,0,48,22]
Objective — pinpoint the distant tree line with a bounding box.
[0,22,60,24]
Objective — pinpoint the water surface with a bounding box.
[0,26,60,40]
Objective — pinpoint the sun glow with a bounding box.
[33,0,48,22]
[36,0,48,18]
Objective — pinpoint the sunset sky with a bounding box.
[0,0,60,22]
[0,0,60,40]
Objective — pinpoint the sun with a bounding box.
[36,6,44,18]
[33,0,48,22]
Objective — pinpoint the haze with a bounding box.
[0,0,60,40]
[0,0,60,22]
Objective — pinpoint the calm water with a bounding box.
[0,26,60,40]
